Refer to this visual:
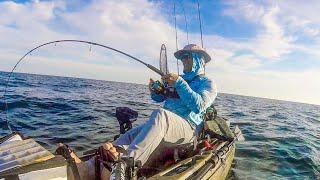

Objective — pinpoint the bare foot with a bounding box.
[70,150,82,164]
[102,142,119,161]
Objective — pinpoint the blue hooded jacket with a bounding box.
[151,52,217,128]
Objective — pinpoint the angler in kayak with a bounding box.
[57,44,217,179]
[113,44,216,163]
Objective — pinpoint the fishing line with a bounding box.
[2,39,164,133]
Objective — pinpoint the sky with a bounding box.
[0,0,320,105]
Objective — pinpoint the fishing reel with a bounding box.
[150,80,179,98]
[150,80,165,94]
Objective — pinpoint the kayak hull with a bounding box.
[206,144,235,180]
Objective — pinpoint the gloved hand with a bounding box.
[162,73,179,86]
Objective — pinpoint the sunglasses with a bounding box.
[180,53,191,61]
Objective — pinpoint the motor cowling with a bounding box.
[115,107,138,134]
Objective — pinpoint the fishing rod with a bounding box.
[196,0,206,74]
[2,39,165,133]
[181,2,190,45]
[197,0,204,48]
[173,1,179,75]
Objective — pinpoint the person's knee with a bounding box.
[150,108,167,125]
[158,108,167,116]
[151,108,165,117]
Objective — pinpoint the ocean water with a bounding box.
[0,71,319,179]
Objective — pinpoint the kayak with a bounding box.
[0,108,238,180]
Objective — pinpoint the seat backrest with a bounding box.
[204,116,234,140]
[203,104,217,121]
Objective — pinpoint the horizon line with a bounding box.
[1,70,319,107]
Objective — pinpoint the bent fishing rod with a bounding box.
[2,39,165,133]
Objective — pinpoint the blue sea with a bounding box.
[0,71,319,179]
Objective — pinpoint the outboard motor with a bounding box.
[115,107,138,135]
[113,107,143,179]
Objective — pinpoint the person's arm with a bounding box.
[175,76,217,113]
[150,92,165,102]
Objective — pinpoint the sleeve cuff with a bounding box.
[174,76,185,89]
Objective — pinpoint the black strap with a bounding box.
[95,155,101,180]
[4,175,19,180]
[55,145,81,180]
[68,158,81,180]
[204,104,217,122]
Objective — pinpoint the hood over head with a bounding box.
[182,52,205,81]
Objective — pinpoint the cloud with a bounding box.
[0,0,177,66]
[224,0,320,38]
[57,0,177,59]
[222,1,266,23]
[230,55,261,69]
[222,0,320,63]
[251,6,294,59]
[284,16,320,37]
[275,0,320,26]
[222,2,294,59]
[0,0,65,24]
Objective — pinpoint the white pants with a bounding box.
[113,108,197,165]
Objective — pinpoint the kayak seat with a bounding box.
[139,142,195,177]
